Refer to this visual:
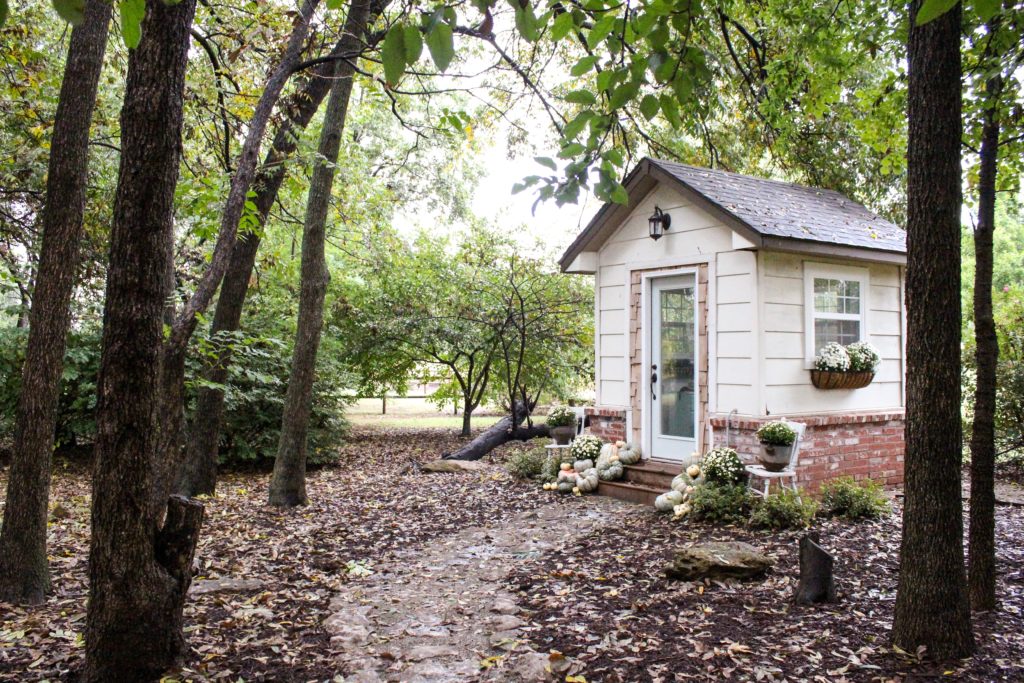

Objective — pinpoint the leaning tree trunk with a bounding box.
[0,0,111,606]
[178,4,384,497]
[444,402,549,460]
[83,1,203,681]
[892,0,975,660]
[268,0,372,508]
[968,74,1002,612]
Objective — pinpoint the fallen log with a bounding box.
[443,404,548,460]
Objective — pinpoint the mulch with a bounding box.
[504,499,1024,682]
[2,429,1022,682]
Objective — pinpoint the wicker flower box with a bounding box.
[810,369,875,390]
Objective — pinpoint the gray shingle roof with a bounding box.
[650,159,905,253]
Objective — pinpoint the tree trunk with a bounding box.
[892,0,975,660]
[461,397,473,437]
[968,74,1002,612]
[84,1,203,680]
[178,8,382,498]
[0,0,111,606]
[268,0,372,508]
[444,402,548,460]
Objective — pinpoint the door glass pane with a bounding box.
[659,286,695,438]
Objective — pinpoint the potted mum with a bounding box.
[755,421,797,471]
[811,341,880,389]
[546,405,578,445]
[701,446,745,485]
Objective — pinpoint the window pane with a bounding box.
[814,277,861,315]
[839,280,860,314]
[814,319,860,353]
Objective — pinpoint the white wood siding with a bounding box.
[758,251,905,415]
[714,251,758,415]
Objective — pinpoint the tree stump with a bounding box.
[794,532,837,605]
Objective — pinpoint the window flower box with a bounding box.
[810,369,875,390]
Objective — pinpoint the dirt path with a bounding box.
[324,496,628,682]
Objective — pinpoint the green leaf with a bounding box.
[970,0,1000,21]
[425,21,454,72]
[0,0,8,27]
[609,182,629,205]
[381,25,407,85]
[403,24,423,63]
[639,94,660,120]
[915,0,958,25]
[534,156,557,171]
[570,55,599,77]
[562,111,593,140]
[587,13,616,49]
[608,82,639,110]
[550,11,574,40]
[564,89,597,106]
[52,0,86,25]
[326,0,345,8]
[119,0,146,49]
[558,142,586,159]
[660,94,681,127]
[515,5,540,42]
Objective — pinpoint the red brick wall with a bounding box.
[708,411,905,491]
[585,407,627,443]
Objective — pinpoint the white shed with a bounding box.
[561,158,907,490]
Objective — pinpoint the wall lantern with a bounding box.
[648,206,671,241]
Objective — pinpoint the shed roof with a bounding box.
[559,158,906,271]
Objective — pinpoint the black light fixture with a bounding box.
[648,206,671,241]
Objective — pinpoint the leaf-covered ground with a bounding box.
[1,428,1022,682]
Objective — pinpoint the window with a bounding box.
[804,263,868,363]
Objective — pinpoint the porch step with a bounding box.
[621,460,679,489]
[596,480,663,507]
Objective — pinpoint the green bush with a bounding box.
[820,476,891,520]
[689,482,753,525]
[506,446,547,480]
[749,489,818,529]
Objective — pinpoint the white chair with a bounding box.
[571,406,587,438]
[745,420,807,501]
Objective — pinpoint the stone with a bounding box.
[404,644,460,661]
[490,614,524,631]
[421,459,491,473]
[189,577,262,595]
[664,541,773,581]
[505,652,552,681]
[490,598,519,614]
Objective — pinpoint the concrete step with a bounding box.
[622,461,679,489]
[595,480,662,507]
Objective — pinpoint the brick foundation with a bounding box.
[584,407,627,443]
[709,411,905,491]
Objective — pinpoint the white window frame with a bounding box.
[803,262,869,367]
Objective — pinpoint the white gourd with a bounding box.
[618,443,641,465]
[654,492,675,512]
[671,474,690,492]
[573,459,594,472]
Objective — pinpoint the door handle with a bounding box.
[651,364,658,401]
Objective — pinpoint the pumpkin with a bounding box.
[686,464,701,479]
[671,474,690,493]
[557,469,577,483]
[573,459,594,472]
[557,480,575,494]
[572,487,582,496]
[654,489,685,512]
[575,468,600,493]
[598,462,623,481]
[560,462,572,471]
[618,442,642,465]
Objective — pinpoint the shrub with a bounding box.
[506,446,547,480]
[570,434,602,461]
[847,341,881,372]
[820,476,891,520]
[702,447,745,485]
[814,342,850,372]
[546,405,576,428]
[689,482,753,525]
[749,489,818,530]
[756,421,796,446]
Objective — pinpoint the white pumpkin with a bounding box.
[618,442,642,465]
[573,459,594,472]
[686,464,701,479]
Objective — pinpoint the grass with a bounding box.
[348,397,504,430]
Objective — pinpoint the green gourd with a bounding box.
[557,480,575,494]
[654,490,684,512]
[573,459,594,473]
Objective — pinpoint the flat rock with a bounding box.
[505,652,552,681]
[665,541,773,581]
[422,459,491,473]
[404,644,460,661]
[490,598,519,614]
[490,614,525,631]
[189,577,262,595]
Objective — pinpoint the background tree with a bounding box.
[0,0,111,605]
[892,0,974,659]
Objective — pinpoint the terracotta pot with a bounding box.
[810,370,874,390]
[550,425,576,445]
[758,443,793,472]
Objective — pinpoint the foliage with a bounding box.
[506,445,548,480]
[545,405,576,428]
[820,476,891,521]
[749,489,818,530]
[847,342,882,372]
[756,421,796,447]
[815,342,851,372]
[570,434,602,462]
[689,482,753,525]
[701,447,745,485]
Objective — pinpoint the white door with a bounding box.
[649,275,698,461]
